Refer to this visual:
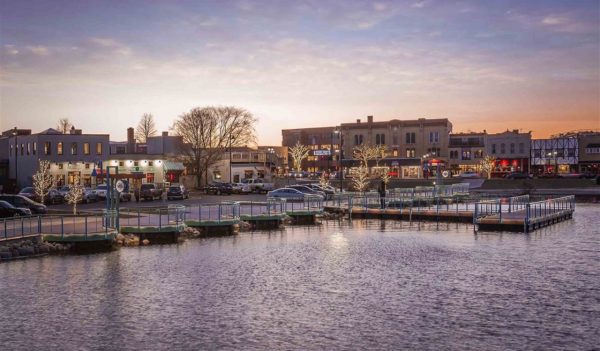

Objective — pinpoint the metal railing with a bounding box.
[185,202,241,223]
[1,213,116,240]
[119,205,186,231]
[525,195,575,227]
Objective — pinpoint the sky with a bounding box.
[1,0,599,144]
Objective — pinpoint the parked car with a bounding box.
[58,186,71,197]
[205,182,233,195]
[120,191,132,202]
[231,183,251,194]
[45,189,65,204]
[17,187,37,200]
[240,178,275,193]
[135,183,163,201]
[267,188,316,201]
[536,172,562,179]
[95,184,108,199]
[84,188,98,203]
[167,185,190,200]
[306,184,335,197]
[0,195,47,214]
[286,185,326,198]
[0,200,32,218]
[459,171,480,179]
[505,172,531,180]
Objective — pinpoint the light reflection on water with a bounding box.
[0,204,599,350]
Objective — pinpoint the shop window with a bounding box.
[146,173,155,183]
[244,170,254,179]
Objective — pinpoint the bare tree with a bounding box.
[171,106,257,187]
[289,141,310,173]
[32,160,54,203]
[135,113,158,143]
[64,175,84,215]
[56,118,72,134]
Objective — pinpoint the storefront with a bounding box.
[342,158,425,179]
[491,158,529,178]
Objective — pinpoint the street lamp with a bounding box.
[12,127,18,188]
[333,128,343,192]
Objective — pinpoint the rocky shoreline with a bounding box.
[0,239,73,262]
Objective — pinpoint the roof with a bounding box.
[586,143,600,148]
[38,128,62,135]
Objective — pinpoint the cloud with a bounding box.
[27,46,49,56]
[412,1,427,8]
[541,15,567,25]
[3,45,19,55]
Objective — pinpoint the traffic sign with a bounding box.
[115,180,125,193]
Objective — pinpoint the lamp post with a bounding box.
[334,128,343,192]
[229,135,232,183]
[12,127,18,188]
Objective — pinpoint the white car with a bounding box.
[232,183,251,194]
[459,171,481,179]
[95,184,108,199]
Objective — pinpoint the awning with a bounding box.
[163,161,185,172]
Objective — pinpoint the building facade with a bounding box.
[448,132,486,174]
[577,132,600,173]
[341,116,452,178]
[530,137,579,174]
[486,130,531,176]
[207,147,280,183]
[281,126,340,173]
[4,127,110,188]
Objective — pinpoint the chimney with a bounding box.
[356,119,361,124]
[367,115,373,123]
[162,131,168,137]
[127,127,135,153]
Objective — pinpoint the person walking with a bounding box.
[378,179,386,209]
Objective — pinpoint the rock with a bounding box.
[0,251,12,260]
[142,239,150,245]
[116,233,125,241]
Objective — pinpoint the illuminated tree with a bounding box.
[289,141,310,173]
[32,160,53,203]
[351,164,370,192]
[479,155,496,179]
[64,175,84,215]
[353,144,387,176]
[319,172,329,188]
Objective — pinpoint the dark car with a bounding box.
[0,195,47,214]
[135,183,163,201]
[0,200,31,218]
[18,187,37,200]
[167,185,190,200]
[45,189,65,204]
[205,182,233,195]
[505,172,531,180]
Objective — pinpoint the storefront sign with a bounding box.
[314,150,331,156]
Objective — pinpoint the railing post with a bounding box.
[159,208,162,229]
[525,203,530,232]
[138,208,141,229]
[61,216,64,239]
[4,220,7,239]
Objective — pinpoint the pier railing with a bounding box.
[184,202,241,223]
[119,205,186,231]
[525,195,575,227]
[1,213,117,241]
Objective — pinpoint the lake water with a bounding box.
[1,204,599,350]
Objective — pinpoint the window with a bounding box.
[491,144,496,154]
[392,135,398,145]
[149,161,154,166]
[519,143,524,154]
[96,143,102,155]
[10,144,13,156]
[354,135,359,145]
[375,133,385,145]
[393,149,398,157]
[510,143,515,154]
[533,149,541,158]
[119,161,124,167]
[85,163,90,169]
[134,161,139,167]
[500,143,505,154]
[26,143,30,155]
[146,173,155,183]
[71,142,77,155]
[462,150,471,160]
[429,131,439,143]
[84,143,90,155]
[58,163,63,170]
[33,142,36,155]
[406,148,415,157]
[405,132,415,144]
[381,134,385,145]
[474,150,483,158]
[57,142,63,155]
[20,144,24,156]
[44,142,51,155]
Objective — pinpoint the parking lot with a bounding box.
[48,192,269,212]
